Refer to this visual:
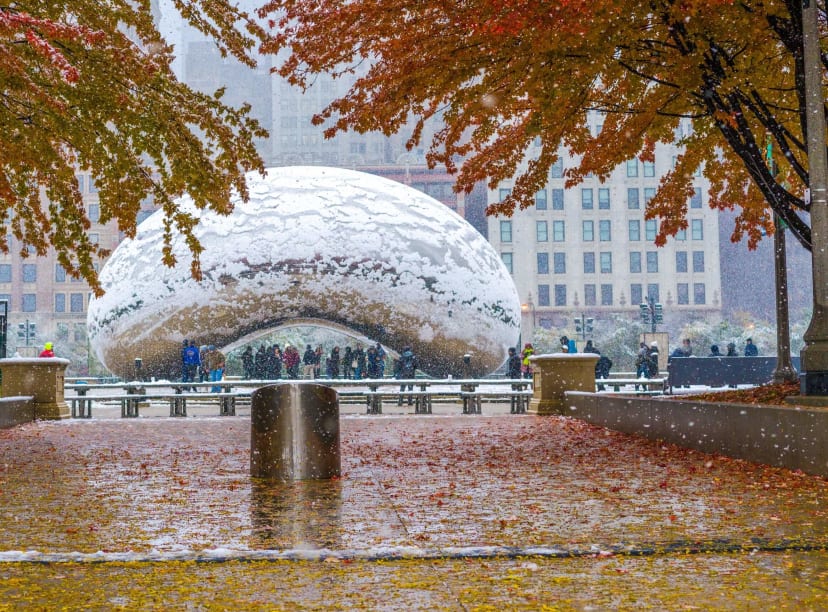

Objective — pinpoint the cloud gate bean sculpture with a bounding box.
[88,166,521,379]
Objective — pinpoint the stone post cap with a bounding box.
[0,357,71,366]
[529,353,599,361]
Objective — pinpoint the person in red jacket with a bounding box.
[39,342,55,358]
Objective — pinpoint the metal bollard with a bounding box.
[250,383,341,480]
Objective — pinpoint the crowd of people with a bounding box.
[171,334,762,389]
[234,342,390,381]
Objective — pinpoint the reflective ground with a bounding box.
[0,407,826,609]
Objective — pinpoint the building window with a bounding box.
[21,294,35,312]
[88,204,100,223]
[643,161,656,177]
[581,188,593,210]
[554,284,567,306]
[537,252,549,274]
[76,174,85,193]
[553,252,566,274]
[692,251,705,272]
[694,282,706,304]
[501,252,513,273]
[690,188,702,209]
[89,177,98,193]
[626,159,638,177]
[70,293,84,313]
[628,220,640,241]
[0,264,10,283]
[646,251,659,273]
[644,187,655,206]
[647,284,660,303]
[55,265,66,282]
[677,283,690,305]
[691,219,704,240]
[552,188,564,210]
[55,293,66,313]
[600,252,612,273]
[627,187,640,209]
[538,284,550,306]
[500,220,512,243]
[600,283,613,305]
[582,220,594,241]
[22,264,36,283]
[598,188,610,210]
[631,283,643,306]
[74,323,86,342]
[499,188,512,201]
[553,221,565,242]
[536,220,548,242]
[599,220,611,241]
[583,252,595,274]
[535,189,547,210]
[645,219,658,241]
[676,251,688,273]
[630,252,642,273]
[551,158,563,178]
[584,284,597,306]
[676,228,687,241]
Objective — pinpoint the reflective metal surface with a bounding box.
[250,383,341,480]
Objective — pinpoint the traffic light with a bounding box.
[639,303,650,324]
[574,316,584,334]
[585,317,594,333]
[654,304,664,323]
[16,321,36,344]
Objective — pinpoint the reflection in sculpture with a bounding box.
[88,166,521,378]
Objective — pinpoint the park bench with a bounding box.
[458,389,533,414]
[665,357,797,393]
[595,377,667,394]
[69,391,251,418]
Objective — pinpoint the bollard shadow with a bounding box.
[249,478,343,550]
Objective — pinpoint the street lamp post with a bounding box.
[800,1,828,394]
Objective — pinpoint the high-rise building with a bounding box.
[488,119,722,345]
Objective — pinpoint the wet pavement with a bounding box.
[0,407,826,609]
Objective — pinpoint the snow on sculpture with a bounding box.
[87,166,521,379]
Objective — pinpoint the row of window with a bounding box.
[548,152,703,179]
[534,283,707,307]
[0,293,86,313]
[500,219,706,244]
[0,263,100,284]
[500,186,703,212]
[503,250,705,275]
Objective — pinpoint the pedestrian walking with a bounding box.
[397,346,417,405]
[521,343,534,378]
[302,344,316,379]
[342,347,353,379]
[283,344,300,379]
[241,346,254,380]
[182,340,201,390]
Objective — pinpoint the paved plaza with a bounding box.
[0,403,826,609]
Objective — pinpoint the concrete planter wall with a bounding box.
[565,392,828,478]
[0,397,35,429]
[0,357,70,420]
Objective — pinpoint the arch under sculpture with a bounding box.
[87,166,521,379]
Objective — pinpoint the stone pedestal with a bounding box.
[528,353,599,416]
[0,357,71,420]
